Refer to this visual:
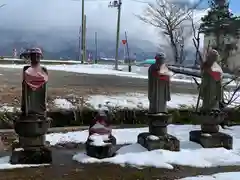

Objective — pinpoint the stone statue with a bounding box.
[21,55,48,116]
[10,47,52,164]
[189,49,232,150]
[200,49,223,111]
[137,53,180,152]
[148,53,171,113]
[85,110,116,159]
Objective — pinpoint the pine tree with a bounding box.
[200,0,240,66]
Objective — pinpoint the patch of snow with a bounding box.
[179,172,240,180]
[0,106,20,112]
[147,135,159,140]
[14,148,24,152]
[73,143,240,169]
[87,93,199,110]
[45,125,240,168]
[89,134,110,146]
[73,143,173,169]
[0,91,239,112]
[202,133,212,137]
[0,156,49,170]
[87,92,240,110]
[53,98,74,109]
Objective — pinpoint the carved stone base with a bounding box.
[189,130,233,150]
[10,147,52,164]
[85,135,117,159]
[137,132,180,151]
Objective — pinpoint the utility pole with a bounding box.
[124,31,131,72]
[108,0,122,70]
[83,15,87,64]
[78,26,81,61]
[95,32,98,64]
[81,0,85,63]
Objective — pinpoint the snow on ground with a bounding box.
[179,172,240,180]
[0,64,236,87]
[0,105,20,112]
[1,92,239,112]
[45,124,240,169]
[53,98,74,110]
[87,93,198,109]
[0,92,199,112]
[53,92,240,110]
[0,156,49,170]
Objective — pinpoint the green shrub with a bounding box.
[0,107,239,128]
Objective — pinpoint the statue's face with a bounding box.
[30,53,41,65]
[155,59,164,67]
[207,50,218,63]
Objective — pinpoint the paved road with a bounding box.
[0,67,200,104]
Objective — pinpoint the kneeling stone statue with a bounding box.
[137,53,179,151]
[85,111,116,159]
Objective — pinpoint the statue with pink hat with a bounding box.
[10,47,52,164]
[137,53,180,151]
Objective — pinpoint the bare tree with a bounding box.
[138,0,202,64]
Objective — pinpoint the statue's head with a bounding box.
[204,49,219,68]
[29,48,42,66]
[155,53,165,67]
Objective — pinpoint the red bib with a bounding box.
[208,70,221,81]
[24,67,48,91]
[152,71,170,81]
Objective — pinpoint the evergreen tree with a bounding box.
[200,0,240,66]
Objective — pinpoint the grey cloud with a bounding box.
[0,0,158,43]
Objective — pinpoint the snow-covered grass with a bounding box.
[0,106,20,112]
[0,93,199,112]
[44,124,240,169]
[2,91,239,112]
[87,93,198,109]
[53,92,240,110]
[179,172,240,180]
[53,98,74,110]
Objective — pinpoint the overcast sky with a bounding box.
[0,0,207,46]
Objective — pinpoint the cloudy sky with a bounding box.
[0,0,238,46]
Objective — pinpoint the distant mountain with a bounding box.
[0,27,159,60]
[0,26,199,65]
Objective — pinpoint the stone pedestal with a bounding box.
[137,113,180,151]
[10,146,52,164]
[189,111,233,150]
[10,115,52,164]
[85,135,117,159]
